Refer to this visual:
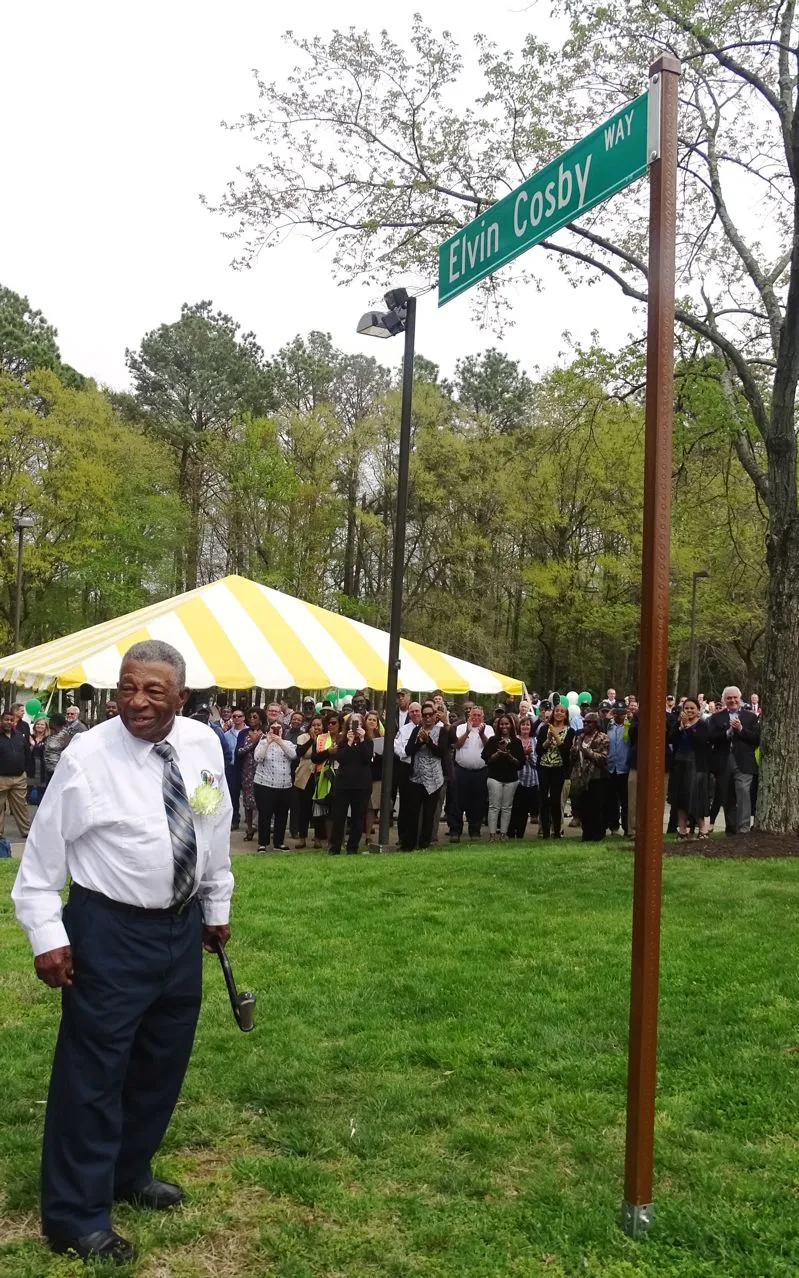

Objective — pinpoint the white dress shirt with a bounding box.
[12,715,234,957]
[394,718,418,763]
[454,723,495,769]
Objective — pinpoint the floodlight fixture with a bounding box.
[356,287,411,340]
[356,310,400,338]
[383,287,409,314]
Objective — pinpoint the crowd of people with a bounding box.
[0,683,762,854]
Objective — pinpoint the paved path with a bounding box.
[5,803,724,860]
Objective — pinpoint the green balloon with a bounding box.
[578,691,592,705]
[25,698,42,717]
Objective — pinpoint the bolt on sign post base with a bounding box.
[620,1201,654,1240]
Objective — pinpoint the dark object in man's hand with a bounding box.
[35,946,74,988]
[202,923,230,953]
[214,939,256,1032]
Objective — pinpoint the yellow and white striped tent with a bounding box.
[0,575,523,696]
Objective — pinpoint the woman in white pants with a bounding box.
[482,714,525,840]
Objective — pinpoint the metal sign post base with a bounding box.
[621,1201,654,1239]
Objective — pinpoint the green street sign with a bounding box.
[438,91,651,305]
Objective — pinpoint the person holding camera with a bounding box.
[328,713,373,855]
[482,714,525,841]
[253,719,297,851]
[290,714,324,848]
[362,711,385,847]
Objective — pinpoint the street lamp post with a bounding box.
[688,570,709,696]
[12,515,34,651]
[357,288,417,850]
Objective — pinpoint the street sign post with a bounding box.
[621,54,680,1240]
[438,91,654,305]
[436,58,680,1239]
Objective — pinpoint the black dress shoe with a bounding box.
[116,1177,185,1209]
[48,1228,136,1263]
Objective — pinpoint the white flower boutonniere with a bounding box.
[189,770,223,817]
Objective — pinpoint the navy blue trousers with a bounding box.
[451,765,488,837]
[42,884,202,1240]
[226,763,241,827]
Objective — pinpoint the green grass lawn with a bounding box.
[0,844,798,1277]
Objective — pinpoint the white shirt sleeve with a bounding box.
[11,752,93,956]
[196,766,234,926]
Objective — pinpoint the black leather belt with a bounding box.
[72,883,197,918]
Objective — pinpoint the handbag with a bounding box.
[312,735,337,815]
[570,750,593,800]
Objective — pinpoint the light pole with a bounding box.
[688,570,709,696]
[12,515,34,651]
[357,288,416,850]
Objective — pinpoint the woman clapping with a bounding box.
[668,697,711,839]
[569,712,609,842]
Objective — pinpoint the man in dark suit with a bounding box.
[706,685,760,835]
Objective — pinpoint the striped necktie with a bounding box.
[152,740,197,906]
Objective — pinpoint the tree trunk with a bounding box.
[343,469,358,597]
[757,513,799,831]
[353,495,367,597]
[185,459,203,591]
[174,441,192,592]
[510,584,523,660]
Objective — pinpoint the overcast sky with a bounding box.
[1,0,642,389]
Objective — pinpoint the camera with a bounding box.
[350,714,362,730]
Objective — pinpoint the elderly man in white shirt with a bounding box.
[11,639,233,1266]
[450,706,494,842]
